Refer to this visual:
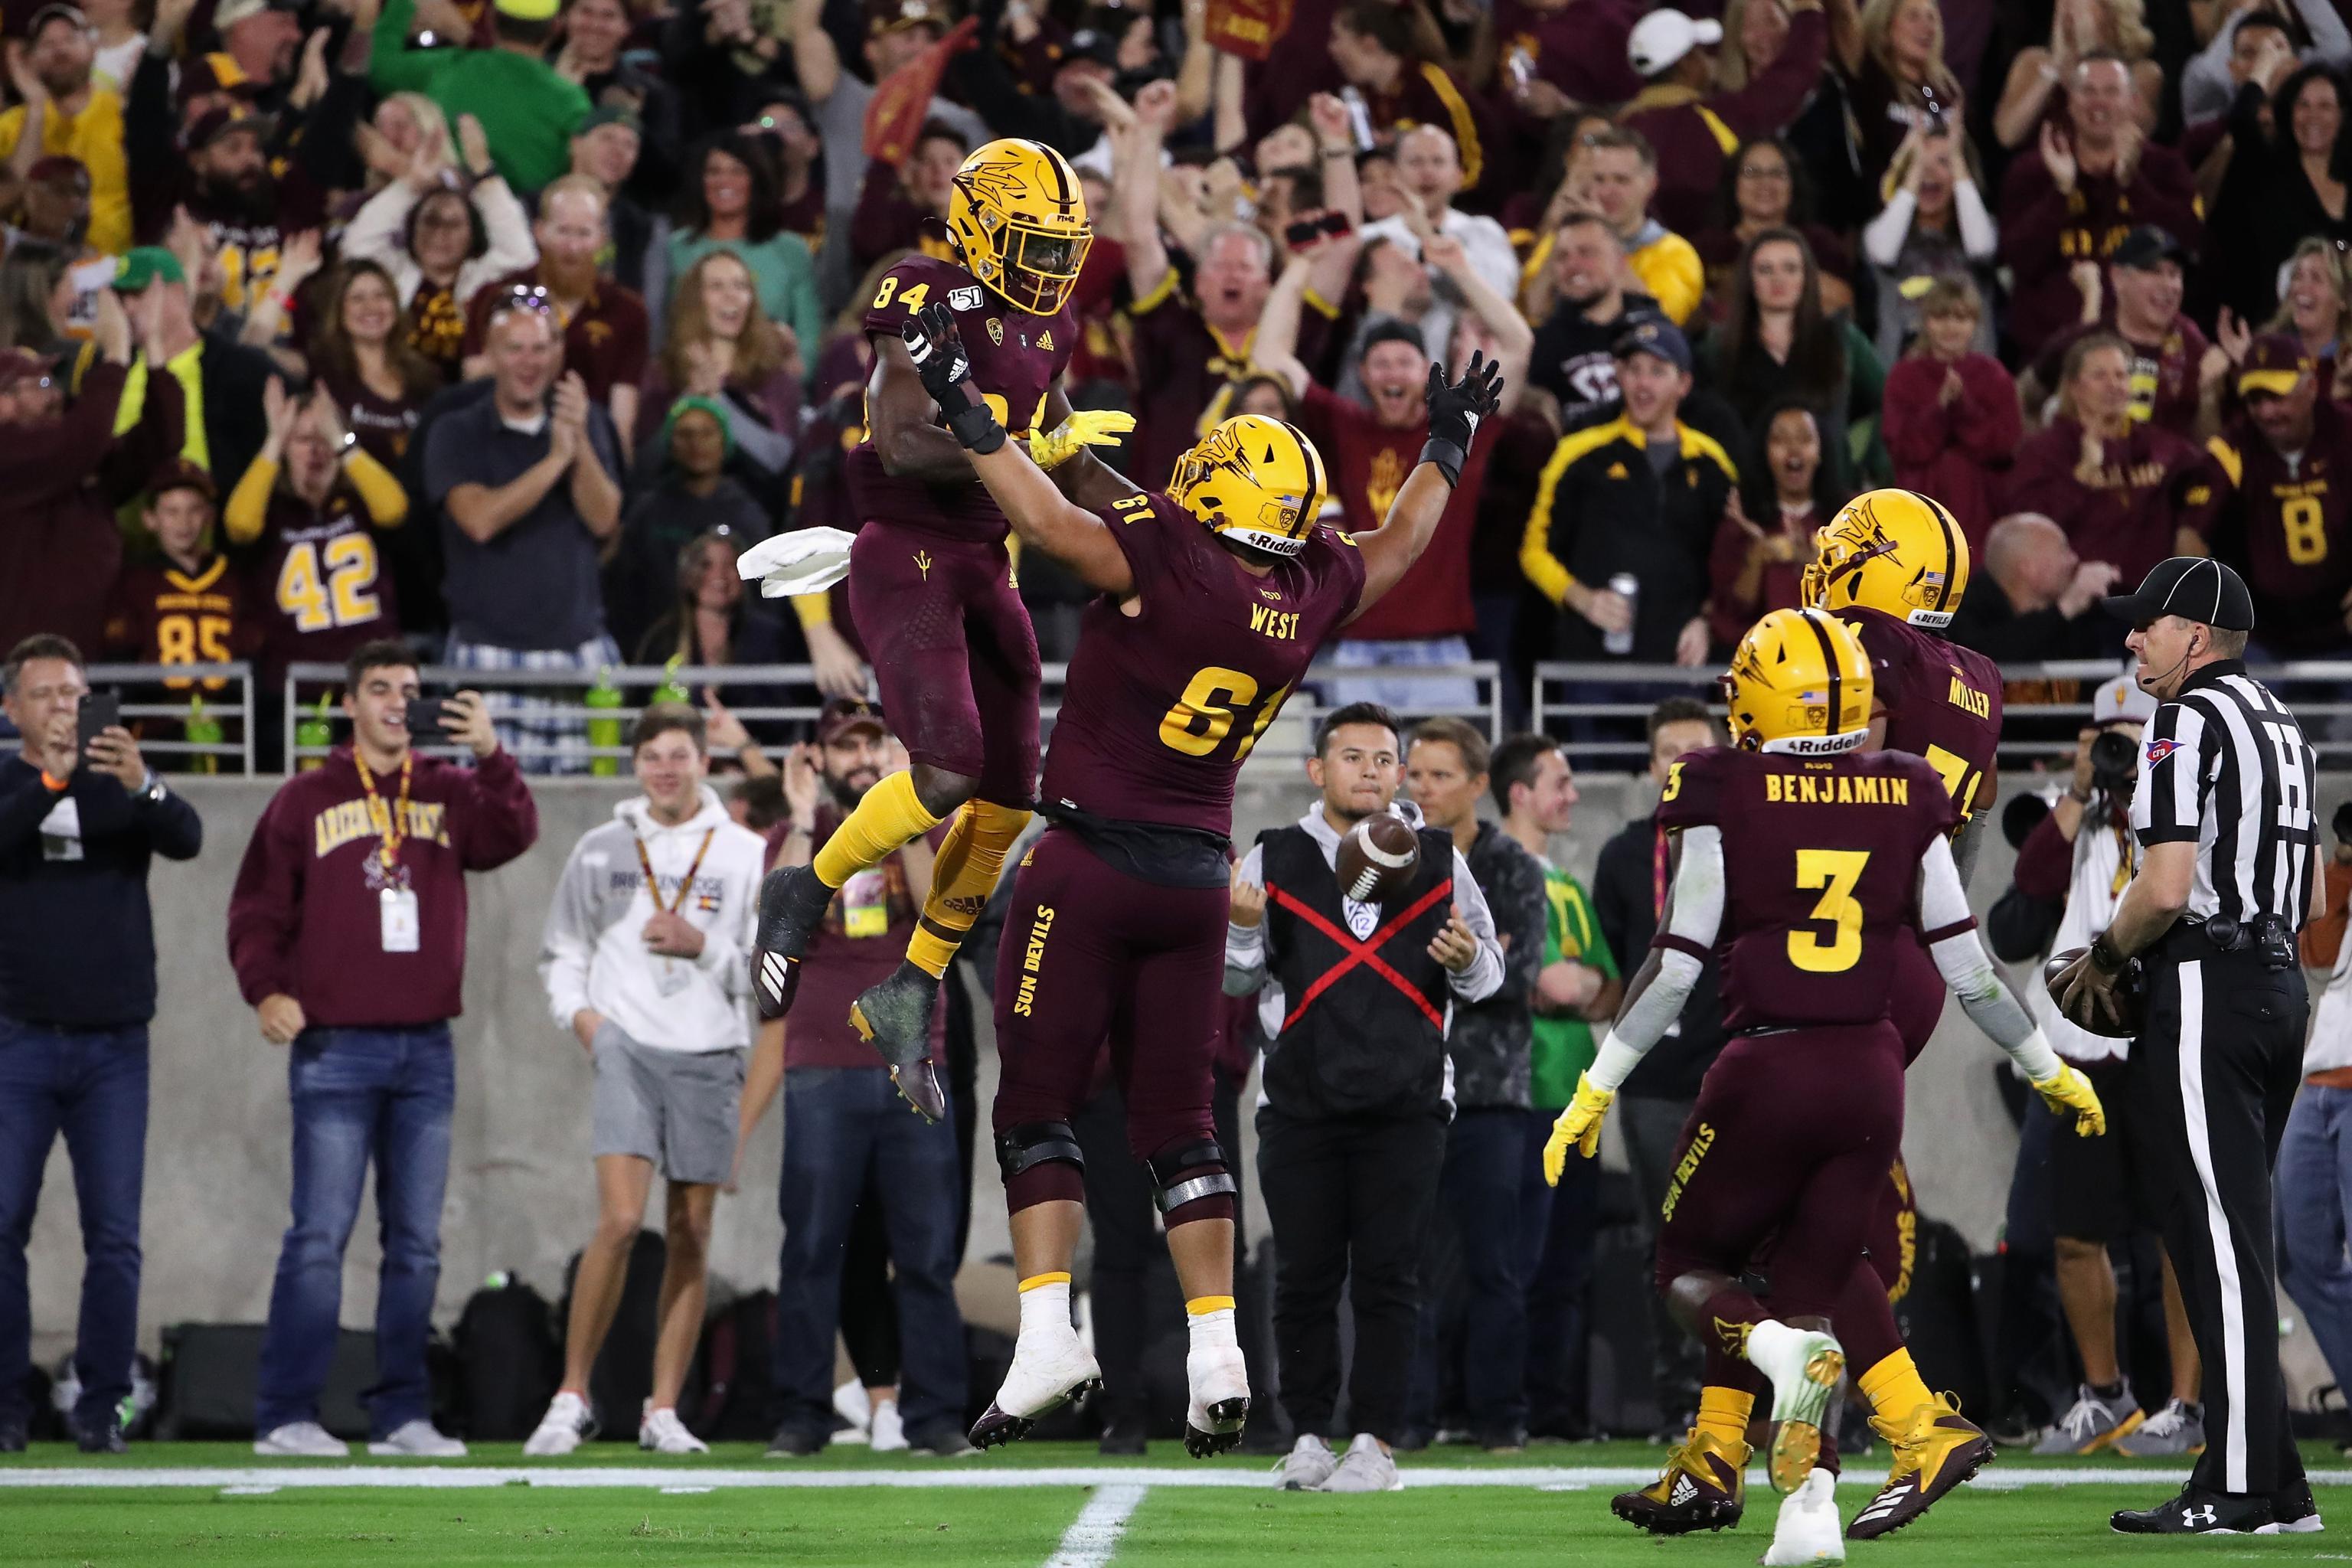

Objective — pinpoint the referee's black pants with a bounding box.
[2132,940,2309,1499]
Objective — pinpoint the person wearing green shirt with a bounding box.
[371,0,590,195]
[1492,733,1620,1441]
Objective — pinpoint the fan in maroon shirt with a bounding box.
[899,294,1502,1452]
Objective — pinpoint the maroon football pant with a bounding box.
[1656,1022,1908,1380]
[991,828,1230,1211]
[848,520,1040,807]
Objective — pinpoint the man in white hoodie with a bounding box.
[526,704,766,1456]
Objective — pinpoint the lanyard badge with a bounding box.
[356,752,419,952]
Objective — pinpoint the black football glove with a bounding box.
[902,301,1004,454]
[1419,351,1504,485]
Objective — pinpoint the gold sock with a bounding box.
[906,800,1031,977]
[1858,1350,1936,1422]
[1694,1385,1755,1449]
[812,769,943,889]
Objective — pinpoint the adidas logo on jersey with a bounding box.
[1668,1475,1697,1506]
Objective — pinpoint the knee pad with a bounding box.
[1148,1138,1238,1217]
[995,1119,1084,1183]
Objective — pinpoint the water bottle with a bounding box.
[585,665,623,777]
[185,694,221,776]
[652,653,691,710]
[1604,573,1639,657]
[294,693,333,772]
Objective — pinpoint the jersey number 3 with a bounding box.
[1788,848,1870,973]
[1160,667,1289,762]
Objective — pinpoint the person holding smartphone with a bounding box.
[0,632,202,1454]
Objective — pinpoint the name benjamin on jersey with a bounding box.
[1762,772,1916,805]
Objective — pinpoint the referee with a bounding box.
[2053,557,2323,1536]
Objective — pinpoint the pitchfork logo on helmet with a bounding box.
[1721,607,1875,756]
[1168,415,1328,558]
[944,138,1093,316]
[1800,488,1971,630]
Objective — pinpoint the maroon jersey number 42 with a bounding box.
[1655,746,1962,1034]
[1042,492,1369,835]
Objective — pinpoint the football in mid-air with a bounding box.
[1335,812,1421,903]
[2042,946,2145,1039]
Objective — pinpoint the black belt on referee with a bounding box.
[2152,915,2295,967]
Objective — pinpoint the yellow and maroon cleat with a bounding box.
[1609,1429,1748,1535]
[1845,1393,1994,1540]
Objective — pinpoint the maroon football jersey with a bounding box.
[1842,606,2002,830]
[844,254,1077,544]
[247,492,401,689]
[1655,746,1961,1033]
[1040,492,1368,835]
[102,554,256,691]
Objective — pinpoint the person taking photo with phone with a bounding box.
[227,639,537,1458]
[0,633,201,1455]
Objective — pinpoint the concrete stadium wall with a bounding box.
[24,768,2350,1391]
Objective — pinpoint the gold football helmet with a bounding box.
[1168,415,1328,559]
[1801,488,1971,630]
[1722,607,1875,756]
[943,138,1093,316]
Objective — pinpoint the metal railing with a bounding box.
[1532,659,2352,766]
[89,662,256,775]
[283,660,1508,773]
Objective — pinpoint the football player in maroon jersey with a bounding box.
[1540,608,2104,1548]
[900,296,1502,1455]
[750,138,1135,1124]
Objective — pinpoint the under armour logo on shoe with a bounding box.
[2184,1505,2217,1527]
[1668,1475,1697,1506]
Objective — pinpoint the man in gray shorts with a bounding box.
[528,704,766,1455]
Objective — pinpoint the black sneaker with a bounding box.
[2112,1485,2272,1534]
[74,1420,126,1455]
[2259,1478,2324,1535]
[905,1421,978,1458]
[764,1426,827,1458]
[750,866,834,1021]
[848,960,948,1122]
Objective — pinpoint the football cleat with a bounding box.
[1610,1429,1747,1534]
[750,865,834,1021]
[1751,1325,1845,1495]
[848,959,948,1122]
[969,1335,1101,1450]
[1762,1466,1845,1565]
[1183,1342,1250,1459]
[1846,1393,1994,1540]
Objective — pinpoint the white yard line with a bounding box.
[0,1463,2334,1490]
[1041,1483,1149,1568]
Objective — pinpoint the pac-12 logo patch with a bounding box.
[2145,737,2182,767]
[1343,898,1379,939]
[949,286,982,310]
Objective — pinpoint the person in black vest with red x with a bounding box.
[1225,702,1504,1494]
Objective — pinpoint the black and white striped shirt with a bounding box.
[2130,660,2318,926]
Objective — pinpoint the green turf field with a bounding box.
[7,1440,2350,1566]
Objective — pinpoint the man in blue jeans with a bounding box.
[2284,810,2352,1418]
[227,641,537,1456]
[738,701,971,1457]
[0,634,202,1452]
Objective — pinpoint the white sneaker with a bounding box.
[831,1382,872,1444]
[969,1334,1101,1449]
[1274,1432,1337,1491]
[1183,1343,1250,1458]
[1761,1468,1845,1565]
[639,1406,708,1455]
[368,1419,467,1457]
[523,1391,596,1458]
[870,1397,909,1453]
[253,1420,348,1458]
[1749,1322,1845,1494]
[1318,1432,1403,1492]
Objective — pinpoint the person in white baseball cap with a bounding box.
[1620,0,1828,237]
[1627,8,1723,78]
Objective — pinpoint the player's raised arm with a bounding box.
[901,303,1138,597]
[1541,823,1726,1185]
[1348,355,1505,619]
[867,334,987,486]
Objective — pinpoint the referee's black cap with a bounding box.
[2102,556,2255,630]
